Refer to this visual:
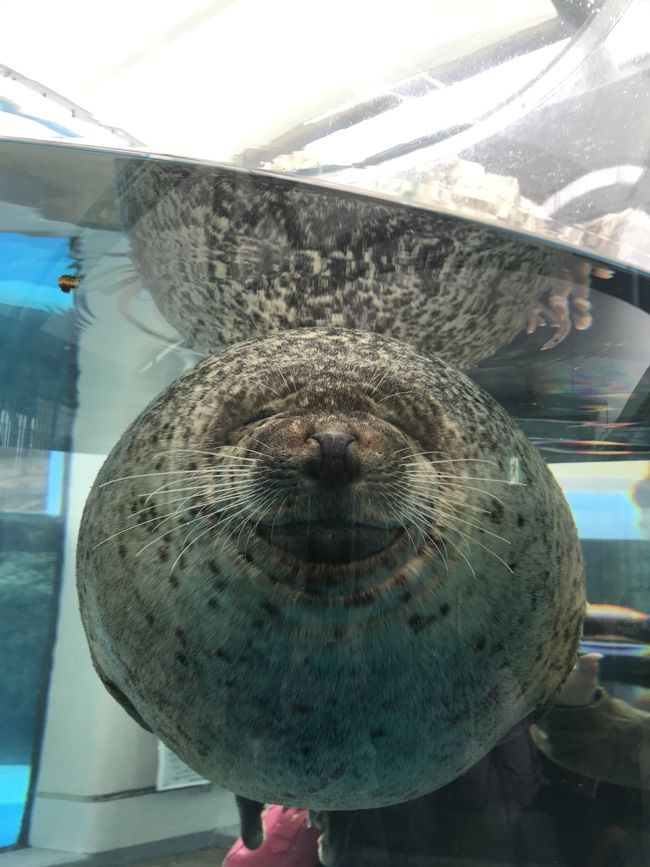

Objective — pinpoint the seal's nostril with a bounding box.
[305,430,360,483]
[310,431,356,457]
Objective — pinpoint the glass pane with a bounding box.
[0,137,649,865]
[1,1,650,863]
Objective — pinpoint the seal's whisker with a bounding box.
[394,481,490,518]
[142,480,259,500]
[129,493,201,520]
[436,474,525,487]
[246,314,296,396]
[403,491,501,531]
[153,448,263,463]
[391,446,415,457]
[242,442,275,459]
[241,491,284,549]
[98,488,259,549]
[377,490,420,559]
[401,508,438,559]
[440,522,514,575]
[170,520,217,576]
[401,455,500,466]
[143,477,216,503]
[213,487,275,547]
[133,515,204,557]
[223,500,269,552]
[247,493,288,555]
[145,449,262,465]
[376,390,413,403]
[366,367,390,398]
[424,506,511,546]
[99,469,207,487]
[434,482,507,507]
[236,488,279,547]
[217,454,265,463]
[435,530,477,581]
[401,465,517,485]
[91,513,174,549]
[240,375,284,400]
[425,534,450,575]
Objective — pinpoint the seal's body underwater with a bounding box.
[77,328,584,813]
[115,160,589,368]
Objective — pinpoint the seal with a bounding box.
[77,327,585,826]
[114,159,590,368]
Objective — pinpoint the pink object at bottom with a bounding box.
[223,805,321,866]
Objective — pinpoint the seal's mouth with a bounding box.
[256,521,402,564]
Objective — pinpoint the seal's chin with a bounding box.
[256,521,402,565]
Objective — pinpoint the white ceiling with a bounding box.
[0,0,554,161]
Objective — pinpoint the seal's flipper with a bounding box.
[314,811,355,866]
[96,667,153,732]
[235,795,264,850]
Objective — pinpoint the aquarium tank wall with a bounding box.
[1,1,650,865]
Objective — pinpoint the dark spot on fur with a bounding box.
[118,544,127,560]
[332,766,345,779]
[408,613,436,634]
[293,703,313,714]
[261,601,280,616]
[244,551,254,563]
[400,592,413,603]
[408,614,423,631]
[439,602,450,616]
[175,627,187,646]
[490,503,504,523]
[517,513,525,527]
[370,728,386,738]
[169,574,180,589]
[216,648,234,663]
[207,597,220,609]
[175,652,189,666]
[154,459,163,471]
[473,635,486,651]
[145,612,155,628]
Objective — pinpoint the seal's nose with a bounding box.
[304,430,360,484]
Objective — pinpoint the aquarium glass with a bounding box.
[1,0,650,864]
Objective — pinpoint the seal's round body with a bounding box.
[116,160,579,368]
[77,328,584,810]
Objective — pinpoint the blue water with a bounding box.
[566,491,643,540]
[0,766,29,847]
[0,233,74,312]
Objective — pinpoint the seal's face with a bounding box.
[191,373,464,601]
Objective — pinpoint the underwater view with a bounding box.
[0,135,649,867]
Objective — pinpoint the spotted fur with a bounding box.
[77,328,585,811]
[115,159,575,369]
